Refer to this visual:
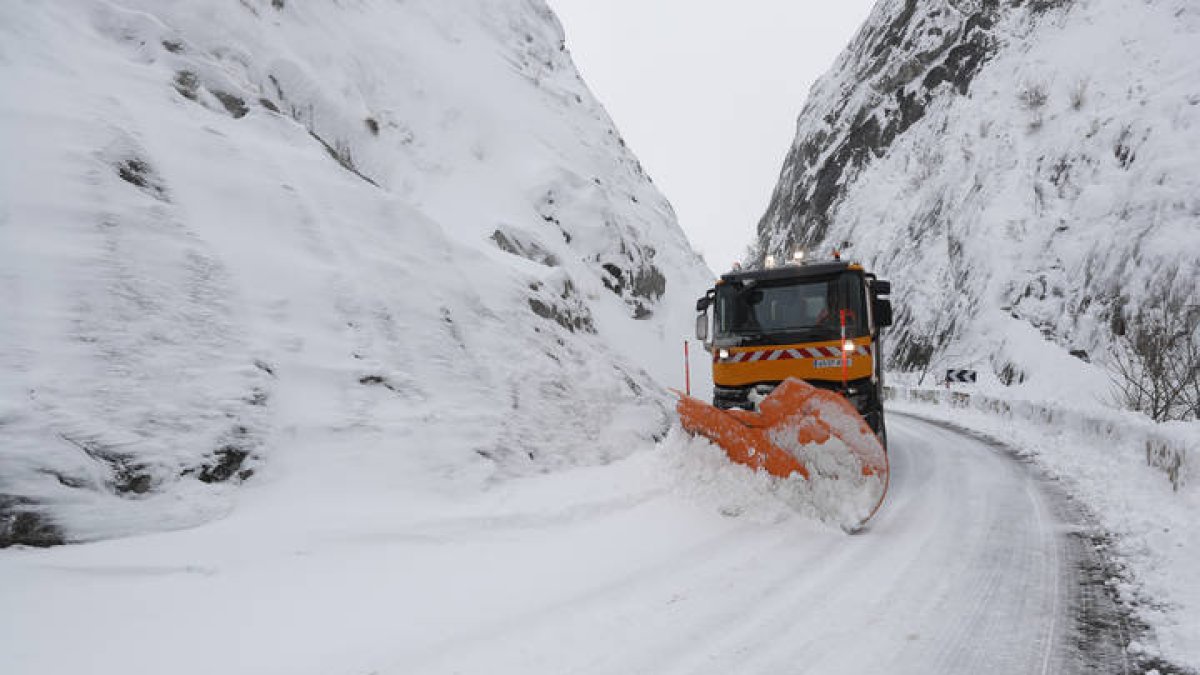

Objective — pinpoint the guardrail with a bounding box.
[884,385,1193,491]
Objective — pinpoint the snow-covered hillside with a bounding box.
[754,1,1200,666]
[756,0,1200,396]
[0,0,712,546]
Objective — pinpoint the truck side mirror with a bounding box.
[872,279,892,296]
[695,312,709,342]
[874,298,893,328]
[696,295,711,312]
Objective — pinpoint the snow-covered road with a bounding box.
[1,415,1116,674]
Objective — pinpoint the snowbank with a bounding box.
[888,385,1193,490]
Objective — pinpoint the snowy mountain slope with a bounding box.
[756,0,1200,394]
[0,0,713,546]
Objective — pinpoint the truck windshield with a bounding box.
[714,272,867,344]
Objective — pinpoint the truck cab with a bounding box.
[695,259,893,445]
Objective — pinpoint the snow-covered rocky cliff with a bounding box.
[0,0,712,546]
[757,0,1200,392]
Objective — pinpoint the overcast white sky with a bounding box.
[546,1,877,273]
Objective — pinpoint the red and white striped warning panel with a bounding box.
[718,345,871,363]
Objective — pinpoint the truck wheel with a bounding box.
[865,409,887,452]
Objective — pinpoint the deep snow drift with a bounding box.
[0,0,713,546]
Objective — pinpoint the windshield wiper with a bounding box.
[799,326,840,339]
[726,328,838,345]
[734,332,765,345]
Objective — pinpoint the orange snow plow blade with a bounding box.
[675,378,889,527]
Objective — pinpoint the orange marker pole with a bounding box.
[840,307,849,386]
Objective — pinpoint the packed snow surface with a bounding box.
[3,417,1101,675]
[891,387,1200,670]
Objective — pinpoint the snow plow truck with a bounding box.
[676,254,894,528]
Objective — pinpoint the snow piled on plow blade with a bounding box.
[771,423,888,532]
[675,378,889,531]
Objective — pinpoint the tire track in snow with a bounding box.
[398,414,1088,675]
[892,413,1160,675]
[397,507,812,674]
[859,417,1066,675]
[669,416,1064,675]
[915,429,1057,675]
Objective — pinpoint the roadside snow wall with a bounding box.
[886,386,1194,491]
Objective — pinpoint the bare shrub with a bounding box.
[1183,306,1200,419]
[1019,83,1049,111]
[1019,82,1049,132]
[1108,270,1200,422]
